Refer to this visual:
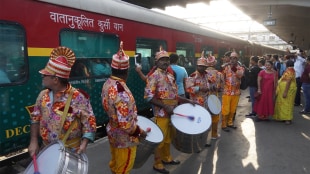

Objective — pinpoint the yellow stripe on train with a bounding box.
[28,47,137,57]
[27,48,210,58]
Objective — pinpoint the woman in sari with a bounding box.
[254,60,278,121]
[273,60,297,125]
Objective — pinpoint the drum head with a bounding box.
[24,141,63,174]
[171,103,211,134]
[137,116,163,143]
[207,94,222,115]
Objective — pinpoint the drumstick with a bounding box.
[174,113,195,121]
[32,154,40,174]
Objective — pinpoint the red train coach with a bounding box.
[0,0,284,161]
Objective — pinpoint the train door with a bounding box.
[0,21,29,155]
[135,38,167,71]
[176,42,195,74]
[132,38,167,112]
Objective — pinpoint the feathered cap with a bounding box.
[39,46,76,79]
[155,46,169,61]
[197,51,208,66]
[206,54,217,66]
[111,41,129,70]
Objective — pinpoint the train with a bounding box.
[0,0,285,161]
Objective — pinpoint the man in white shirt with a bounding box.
[293,50,306,106]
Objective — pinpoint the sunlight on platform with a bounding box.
[240,119,258,169]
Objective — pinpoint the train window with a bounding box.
[0,21,27,85]
[60,30,119,78]
[136,38,167,72]
[176,42,195,68]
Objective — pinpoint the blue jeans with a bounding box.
[302,83,310,112]
[249,86,257,113]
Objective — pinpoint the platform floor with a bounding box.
[2,90,310,174]
[86,91,310,174]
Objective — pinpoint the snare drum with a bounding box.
[205,94,222,115]
[171,103,211,153]
[133,116,163,168]
[24,141,88,174]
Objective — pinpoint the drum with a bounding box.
[24,141,88,174]
[171,103,211,153]
[133,116,163,168]
[205,94,222,115]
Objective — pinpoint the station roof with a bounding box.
[122,0,310,50]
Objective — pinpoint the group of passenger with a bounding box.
[246,50,310,125]
[25,43,309,174]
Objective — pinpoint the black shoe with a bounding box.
[153,167,170,174]
[162,160,181,165]
[227,125,237,129]
[222,127,230,132]
[205,143,211,147]
[294,103,301,106]
[245,113,256,117]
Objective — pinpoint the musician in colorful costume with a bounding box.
[205,55,223,139]
[144,47,193,174]
[102,42,146,174]
[221,51,244,131]
[27,46,97,157]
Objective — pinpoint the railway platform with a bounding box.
[2,89,310,174]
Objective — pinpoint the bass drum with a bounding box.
[133,116,163,168]
[24,140,88,174]
[171,103,211,153]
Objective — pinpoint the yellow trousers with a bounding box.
[221,95,240,128]
[211,114,220,138]
[109,145,137,174]
[153,117,173,169]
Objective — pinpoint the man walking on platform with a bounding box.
[102,42,147,174]
[221,51,244,132]
[144,47,194,174]
[186,52,221,141]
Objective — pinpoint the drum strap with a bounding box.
[161,99,178,106]
[62,119,78,146]
[59,89,74,145]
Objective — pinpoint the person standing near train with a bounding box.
[300,56,310,114]
[27,46,97,156]
[245,56,262,117]
[254,60,278,121]
[102,42,147,174]
[169,53,188,97]
[221,51,245,132]
[144,47,194,174]
[293,50,306,106]
[273,60,297,125]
